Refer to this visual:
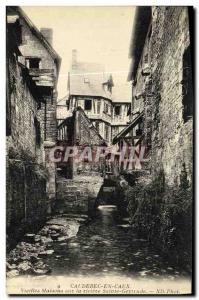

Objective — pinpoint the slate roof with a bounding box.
[68,61,131,103]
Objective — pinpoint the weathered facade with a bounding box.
[57,106,106,178]
[56,107,105,213]
[6,6,61,244]
[127,7,193,185]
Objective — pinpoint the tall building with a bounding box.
[115,7,193,183]
[61,50,131,144]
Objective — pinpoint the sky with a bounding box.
[22,6,135,99]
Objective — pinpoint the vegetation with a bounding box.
[126,165,192,270]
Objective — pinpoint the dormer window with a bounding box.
[108,84,112,93]
[103,83,112,93]
[26,57,41,69]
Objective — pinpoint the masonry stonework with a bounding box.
[150,7,193,185]
[57,107,106,178]
[128,7,193,185]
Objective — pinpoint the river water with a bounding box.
[43,205,190,279]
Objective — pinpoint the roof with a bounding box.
[7,6,61,74]
[128,7,151,81]
[68,61,113,99]
[113,111,144,144]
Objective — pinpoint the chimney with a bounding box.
[40,28,53,45]
[72,49,77,69]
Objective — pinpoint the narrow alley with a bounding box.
[6,5,193,295]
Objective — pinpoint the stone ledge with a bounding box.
[44,141,56,148]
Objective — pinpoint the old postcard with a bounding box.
[6,6,193,295]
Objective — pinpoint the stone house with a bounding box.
[6,6,61,244]
[127,7,193,185]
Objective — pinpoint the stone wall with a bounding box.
[150,7,193,185]
[6,158,47,248]
[131,20,152,149]
[55,175,103,214]
[6,7,60,243]
[18,12,59,203]
[131,7,193,185]
[19,17,56,72]
[75,108,105,145]
[127,7,193,264]
[68,108,106,177]
[20,12,59,203]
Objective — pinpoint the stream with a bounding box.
[41,205,190,279]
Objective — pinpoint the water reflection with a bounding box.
[98,205,117,210]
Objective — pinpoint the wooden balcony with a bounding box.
[28,68,55,87]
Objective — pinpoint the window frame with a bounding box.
[84,99,92,111]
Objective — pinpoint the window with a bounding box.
[84,99,92,111]
[26,58,41,69]
[115,105,121,116]
[34,117,41,146]
[108,84,112,93]
[182,46,193,123]
[95,121,99,132]
[104,103,108,114]
[136,122,143,136]
[97,100,101,114]
[127,104,131,116]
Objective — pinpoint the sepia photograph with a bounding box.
[6,5,194,295]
